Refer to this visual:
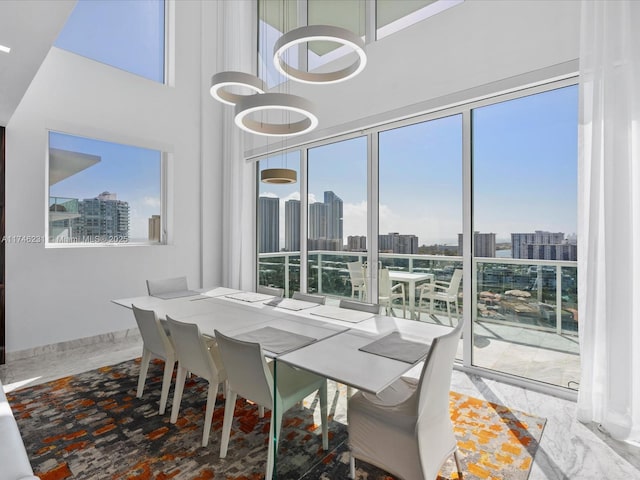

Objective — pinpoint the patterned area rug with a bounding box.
[7,359,545,480]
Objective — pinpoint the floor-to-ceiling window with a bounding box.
[378,115,463,323]
[471,85,579,388]
[257,152,301,297]
[306,137,368,297]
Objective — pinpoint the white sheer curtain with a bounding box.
[218,0,257,291]
[577,0,640,444]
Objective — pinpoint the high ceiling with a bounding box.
[0,0,76,126]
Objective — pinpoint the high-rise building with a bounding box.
[308,191,343,251]
[458,232,496,257]
[347,235,367,251]
[258,196,279,253]
[378,232,418,254]
[72,192,130,241]
[324,191,343,242]
[511,231,575,260]
[284,199,300,252]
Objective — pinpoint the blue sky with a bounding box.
[261,85,578,247]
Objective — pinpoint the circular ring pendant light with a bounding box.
[261,168,297,184]
[210,71,266,106]
[234,93,318,137]
[273,25,367,84]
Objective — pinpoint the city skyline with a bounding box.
[259,85,578,248]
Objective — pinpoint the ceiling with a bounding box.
[0,0,76,126]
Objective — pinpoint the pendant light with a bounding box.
[273,25,367,84]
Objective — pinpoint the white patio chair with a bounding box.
[378,267,406,318]
[348,320,464,480]
[215,329,328,480]
[417,269,463,325]
[132,305,176,415]
[347,261,367,300]
[167,316,227,447]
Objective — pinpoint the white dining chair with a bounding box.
[167,316,227,447]
[348,320,464,480]
[132,305,177,415]
[146,276,189,296]
[292,291,326,304]
[257,285,285,297]
[417,269,463,325]
[214,329,328,480]
[339,298,380,315]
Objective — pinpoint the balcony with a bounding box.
[258,250,579,390]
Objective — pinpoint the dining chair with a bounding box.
[348,320,464,480]
[166,316,227,447]
[378,268,406,318]
[257,285,285,297]
[346,261,367,300]
[339,298,380,315]
[214,330,328,480]
[146,276,188,296]
[132,305,176,415]
[292,291,326,304]
[417,269,463,325]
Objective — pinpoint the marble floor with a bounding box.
[1,335,638,480]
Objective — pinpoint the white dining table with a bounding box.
[388,271,434,319]
[112,287,450,393]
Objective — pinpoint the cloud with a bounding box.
[143,196,161,207]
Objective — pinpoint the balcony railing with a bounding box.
[258,250,578,336]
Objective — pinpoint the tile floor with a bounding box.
[1,334,638,480]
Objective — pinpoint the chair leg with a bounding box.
[159,355,175,415]
[220,391,237,458]
[349,454,356,479]
[259,405,265,418]
[453,449,463,478]
[319,381,328,450]
[446,300,452,326]
[136,348,151,398]
[170,365,187,424]
[201,381,219,447]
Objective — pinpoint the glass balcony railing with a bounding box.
[258,250,580,389]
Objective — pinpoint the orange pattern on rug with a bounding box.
[7,359,545,479]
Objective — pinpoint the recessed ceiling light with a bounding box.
[0,45,11,54]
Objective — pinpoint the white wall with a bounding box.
[246,0,581,155]
[5,2,224,353]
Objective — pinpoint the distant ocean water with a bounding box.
[495,249,512,258]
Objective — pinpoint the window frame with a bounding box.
[45,129,169,248]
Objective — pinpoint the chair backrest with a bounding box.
[146,276,188,296]
[214,330,274,408]
[413,320,464,418]
[292,291,326,304]
[446,269,463,296]
[347,261,365,286]
[339,298,379,314]
[257,285,284,297]
[132,305,172,357]
[166,316,221,380]
[378,268,392,296]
